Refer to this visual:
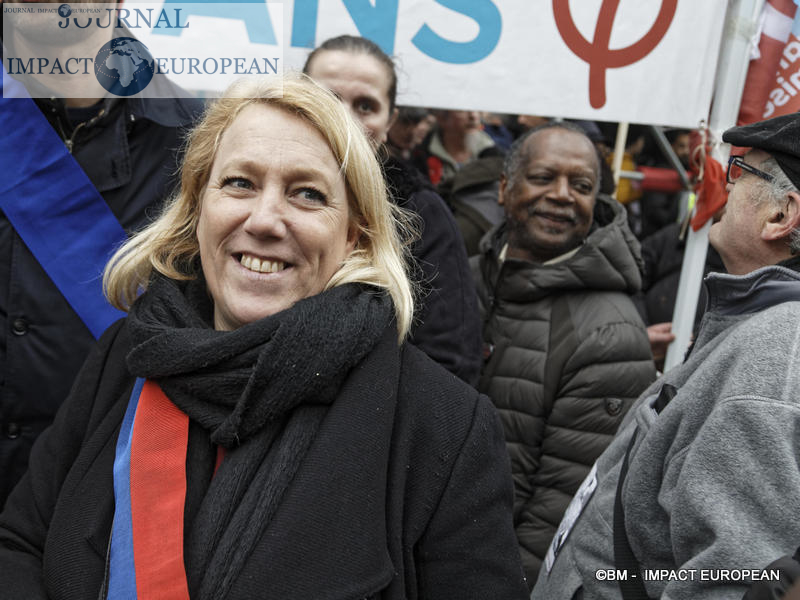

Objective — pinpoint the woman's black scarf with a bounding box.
[125,275,393,599]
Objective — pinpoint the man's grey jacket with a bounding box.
[533,261,800,599]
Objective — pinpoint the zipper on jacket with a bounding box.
[64,107,107,154]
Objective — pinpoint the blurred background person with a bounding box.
[386,105,429,161]
[412,109,499,189]
[481,112,515,151]
[636,128,693,240]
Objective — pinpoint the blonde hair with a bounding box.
[103,74,415,340]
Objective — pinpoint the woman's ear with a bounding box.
[346,217,364,252]
[762,191,800,242]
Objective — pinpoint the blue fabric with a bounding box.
[0,65,125,338]
[108,378,144,599]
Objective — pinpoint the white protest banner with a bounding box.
[285,0,727,127]
[4,0,727,126]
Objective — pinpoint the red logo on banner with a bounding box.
[553,0,678,108]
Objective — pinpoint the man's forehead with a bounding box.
[744,148,771,165]
[524,129,598,171]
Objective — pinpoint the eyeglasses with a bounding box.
[727,155,775,185]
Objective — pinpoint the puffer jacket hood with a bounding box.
[478,194,644,301]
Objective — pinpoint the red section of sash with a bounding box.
[213,445,225,479]
[130,380,191,599]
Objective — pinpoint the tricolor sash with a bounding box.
[0,63,125,338]
[108,378,191,600]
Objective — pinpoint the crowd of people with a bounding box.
[1,25,800,600]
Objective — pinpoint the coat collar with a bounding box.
[703,264,800,317]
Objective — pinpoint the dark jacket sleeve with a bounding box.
[416,394,528,599]
[405,187,483,386]
[0,320,128,599]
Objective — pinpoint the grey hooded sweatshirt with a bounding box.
[532,263,800,600]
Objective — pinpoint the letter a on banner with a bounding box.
[0,66,126,339]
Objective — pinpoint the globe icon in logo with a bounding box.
[94,37,155,97]
[58,4,71,17]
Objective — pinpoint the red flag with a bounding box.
[738,0,800,125]
[689,129,727,231]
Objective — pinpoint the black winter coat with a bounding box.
[0,319,528,599]
[382,156,483,385]
[0,93,203,506]
[634,221,725,327]
[472,195,657,587]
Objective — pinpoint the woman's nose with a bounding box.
[243,188,288,238]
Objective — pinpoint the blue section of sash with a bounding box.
[108,377,144,599]
[0,64,126,339]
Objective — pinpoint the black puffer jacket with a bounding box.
[472,195,656,587]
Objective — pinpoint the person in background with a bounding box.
[446,153,506,256]
[472,121,655,588]
[0,74,528,600]
[481,112,515,151]
[0,0,203,508]
[412,109,499,189]
[387,106,429,161]
[634,219,726,370]
[637,128,692,240]
[533,112,800,600]
[303,35,483,385]
[515,114,550,134]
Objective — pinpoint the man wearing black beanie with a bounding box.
[532,112,800,600]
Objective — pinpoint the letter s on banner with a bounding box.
[411,0,501,64]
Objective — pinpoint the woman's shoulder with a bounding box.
[396,343,495,443]
[93,317,134,374]
[77,318,137,425]
[399,343,478,397]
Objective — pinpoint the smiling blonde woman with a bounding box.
[0,74,527,600]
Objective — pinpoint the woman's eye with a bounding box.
[296,187,327,204]
[221,176,252,190]
[355,99,374,114]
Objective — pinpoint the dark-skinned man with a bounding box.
[472,122,656,588]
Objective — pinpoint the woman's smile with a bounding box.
[236,253,288,275]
